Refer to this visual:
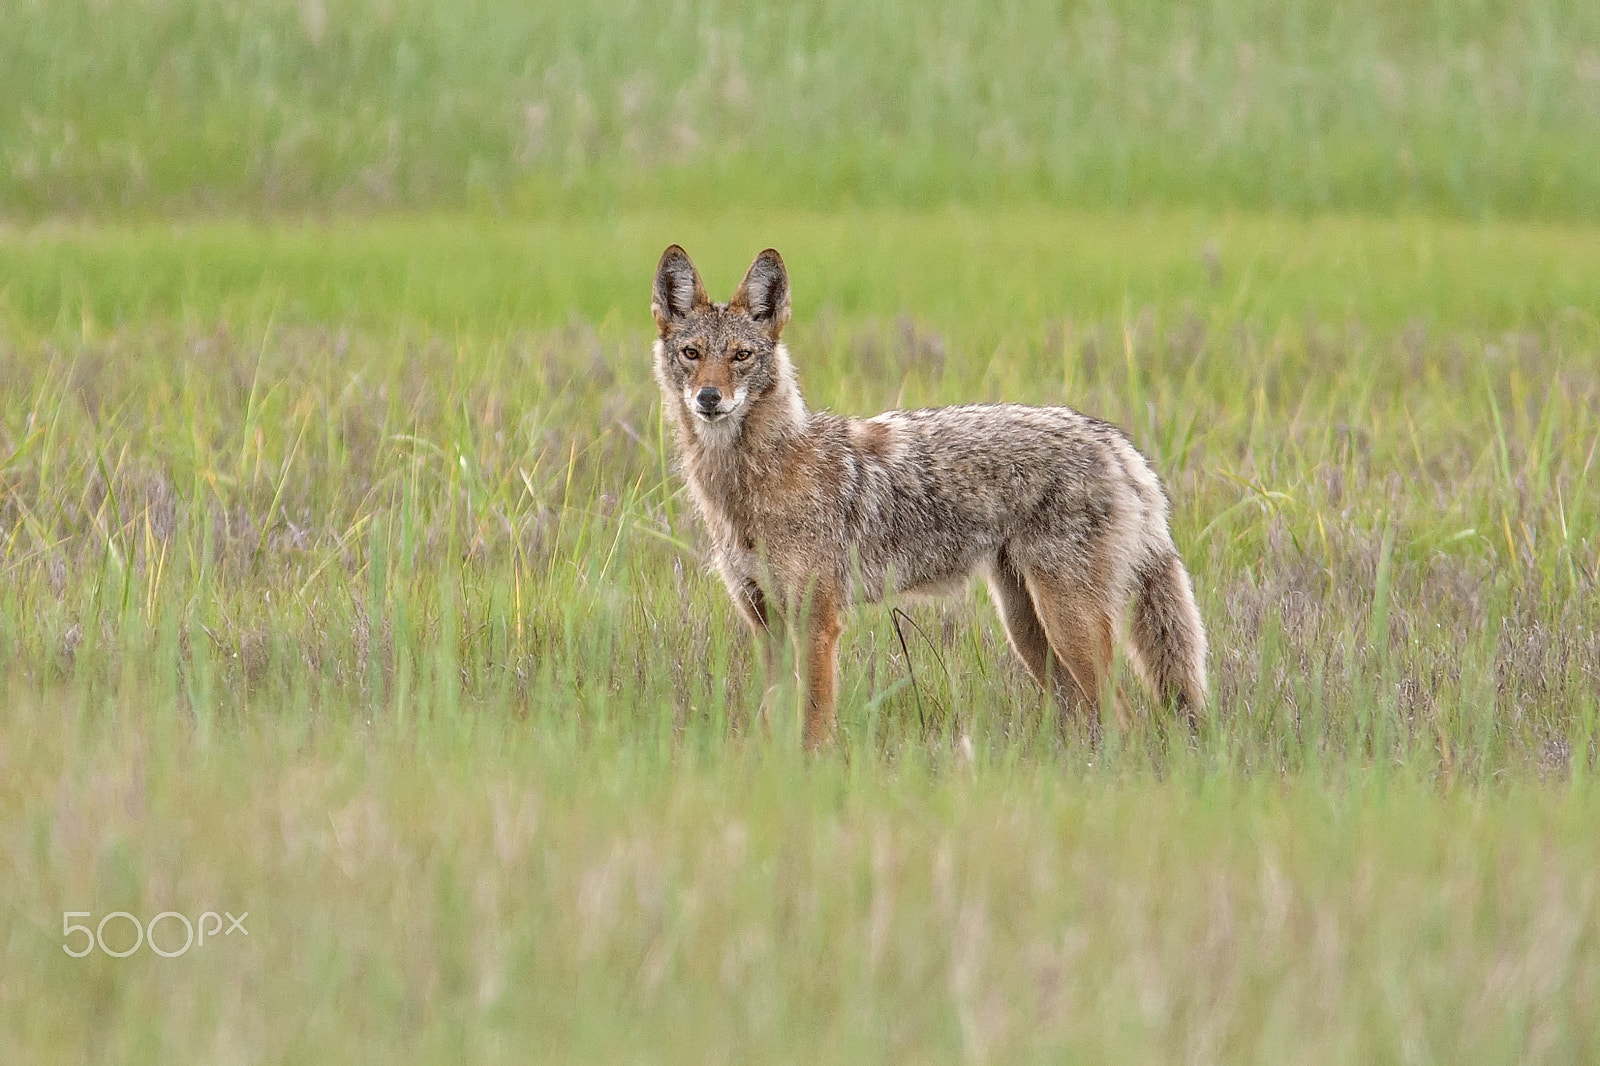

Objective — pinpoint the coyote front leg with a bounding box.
[802,586,843,751]
[732,579,783,681]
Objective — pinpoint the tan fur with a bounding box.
[652,246,1208,750]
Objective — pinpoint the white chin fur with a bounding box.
[693,410,743,445]
[686,386,747,440]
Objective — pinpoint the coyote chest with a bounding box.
[681,430,848,591]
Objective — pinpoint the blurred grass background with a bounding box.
[3,0,1600,217]
[3,1,1600,1062]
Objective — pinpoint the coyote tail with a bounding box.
[1128,550,1208,723]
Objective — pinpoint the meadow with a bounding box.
[3,1,1600,1063]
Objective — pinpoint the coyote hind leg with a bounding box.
[1021,568,1127,736]
[985,551,1074,706]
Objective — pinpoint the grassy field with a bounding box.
[3,212,1598,1061]
[4,1,1600,1062]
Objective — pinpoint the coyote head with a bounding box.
[652,245,793,443]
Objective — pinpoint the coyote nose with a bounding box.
[695,387,722,412]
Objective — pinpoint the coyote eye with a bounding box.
[733,349,753,362]
[680,346,700,361]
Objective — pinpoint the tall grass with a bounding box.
[1,212,1595,770]
[4,0,1600,217]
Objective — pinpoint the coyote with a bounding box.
[652,245,1207,750]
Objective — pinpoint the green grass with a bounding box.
[6,211,1600,341]
[4,0,1600,217]
[2,210,1599,1060]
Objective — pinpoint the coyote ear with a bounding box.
[652,245,709,334]
[729,249,790,336]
